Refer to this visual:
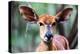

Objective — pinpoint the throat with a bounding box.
[43,40,52,50]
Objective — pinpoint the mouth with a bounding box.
[44,36,53,42]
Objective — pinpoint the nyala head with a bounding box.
[19,5,73,42]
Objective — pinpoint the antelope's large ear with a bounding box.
[19,5,38,22]
[55,8,73,22]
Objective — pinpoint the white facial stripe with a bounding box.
[46,25,53,34]
[40,26,46,39]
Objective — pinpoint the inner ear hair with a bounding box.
[57,8,73,18]
[19,5,35,16]
[55,8,73,22]
[19,5,39,23]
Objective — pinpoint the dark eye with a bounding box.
[52,22,56,26]
[39,22,44,26]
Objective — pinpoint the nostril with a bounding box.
[45,34,52,37]
[45,31,53,37]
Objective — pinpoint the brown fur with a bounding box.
[39,14,56,25]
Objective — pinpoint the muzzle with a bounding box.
[44,25,53,42]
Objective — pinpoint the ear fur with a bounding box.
[56,8,73,22]
[19,5,38,22]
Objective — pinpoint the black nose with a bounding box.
[45,31,53,41]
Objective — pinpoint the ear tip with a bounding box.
[64,8,73,11]
[19,5,27,9]
[19,5,32,10]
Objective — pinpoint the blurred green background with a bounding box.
[10,1,78,53]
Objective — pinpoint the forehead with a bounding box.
[39,14,56,24]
